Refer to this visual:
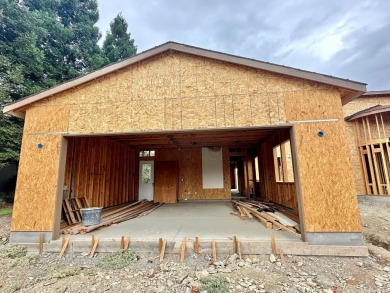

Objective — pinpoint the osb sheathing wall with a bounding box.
[15,51,361,233]
[285,90,361,232]
[33,51,337,132]
[64,137,137,208]
[343,95,390,195]
[154,148,230,200]
[11,104,70,231]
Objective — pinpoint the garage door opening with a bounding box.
[59,126,303,241]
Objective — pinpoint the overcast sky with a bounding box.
[96,0,390,91]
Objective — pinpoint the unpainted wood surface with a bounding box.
[154,161,178,203]
[29,51,336,135]
[64,137,136,208]
[294,121,361,232]
[11,134,63,231]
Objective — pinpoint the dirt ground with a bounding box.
[0,200,389,293]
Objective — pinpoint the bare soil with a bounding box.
[0,200,389,293]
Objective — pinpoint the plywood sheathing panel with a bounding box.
[23,105,70,134]
[11,134,63,231]
[284,89,343,121]
[294,121,361,232]
[343,95,390,118]
[154,147,230,200]
[29,51,335,135]
[64,137,136,208]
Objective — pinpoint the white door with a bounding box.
[139,161,154,201]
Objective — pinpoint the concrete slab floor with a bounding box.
[69,201,301,242]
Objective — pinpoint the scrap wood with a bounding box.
[63,200,161,235]
[232,200,299,236]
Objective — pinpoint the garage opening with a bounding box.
[59,126,302,241]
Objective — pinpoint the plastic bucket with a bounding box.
[81,207,103,226]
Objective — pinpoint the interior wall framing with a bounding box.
[64,136,137,207]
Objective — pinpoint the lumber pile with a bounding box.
[62,197,91,225]
[231,200,300,236]
[63,200,163,235]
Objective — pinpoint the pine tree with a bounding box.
[103,13,137,64]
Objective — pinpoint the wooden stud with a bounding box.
[59,237,69,258]
[241,207,253,218]
[271,234,276,255]
[195,237,199,255]
[212,241,217,263]
[180,237,186,262]
[39,233,44,255]
[159,239,167,262]
[233,236,238,254]
[90,237,99,258]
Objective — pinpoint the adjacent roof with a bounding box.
[3,41,367,118]
[345,104,390,121]
[362,90,390,96]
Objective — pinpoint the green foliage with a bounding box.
[0,207,12,217]
[47,266,80,279]
[0,282,23,293]
[200,275,228,293]
[0,244,27,259]
[0,0,137,191]
[97,249,137,269]
[11,253,38,267]
[103,13,137,64]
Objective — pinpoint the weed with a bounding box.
[0,282,23,293]
[47,267,80,279]
[97,249,137,270]
[200,275,228,293]
[12,254,38,267]
[0,244,27,259]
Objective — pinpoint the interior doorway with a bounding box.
[229,156,246,198]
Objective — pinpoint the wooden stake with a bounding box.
[237,241,242,260]
[212,241,217,263]
[159,238,163,252]
[124,235,130,250]
[39,233,43,254]
[159,239,166,262]
[279,244,284,263]
[120,236,125,250]
[61,234,66,248]
[91,235,95,250]
[271,234,276,255]
[233,236,238,254]
[90,237,99,258]
[180,237,186,262]
[195,237,199,255]
[58,237,69,258]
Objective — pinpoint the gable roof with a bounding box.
[3,41,367,118]
[345,104,390,121]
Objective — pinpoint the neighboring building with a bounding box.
[344,91,390,195]
[3,42,365,246]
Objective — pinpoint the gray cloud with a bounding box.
[96,0,390,90]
